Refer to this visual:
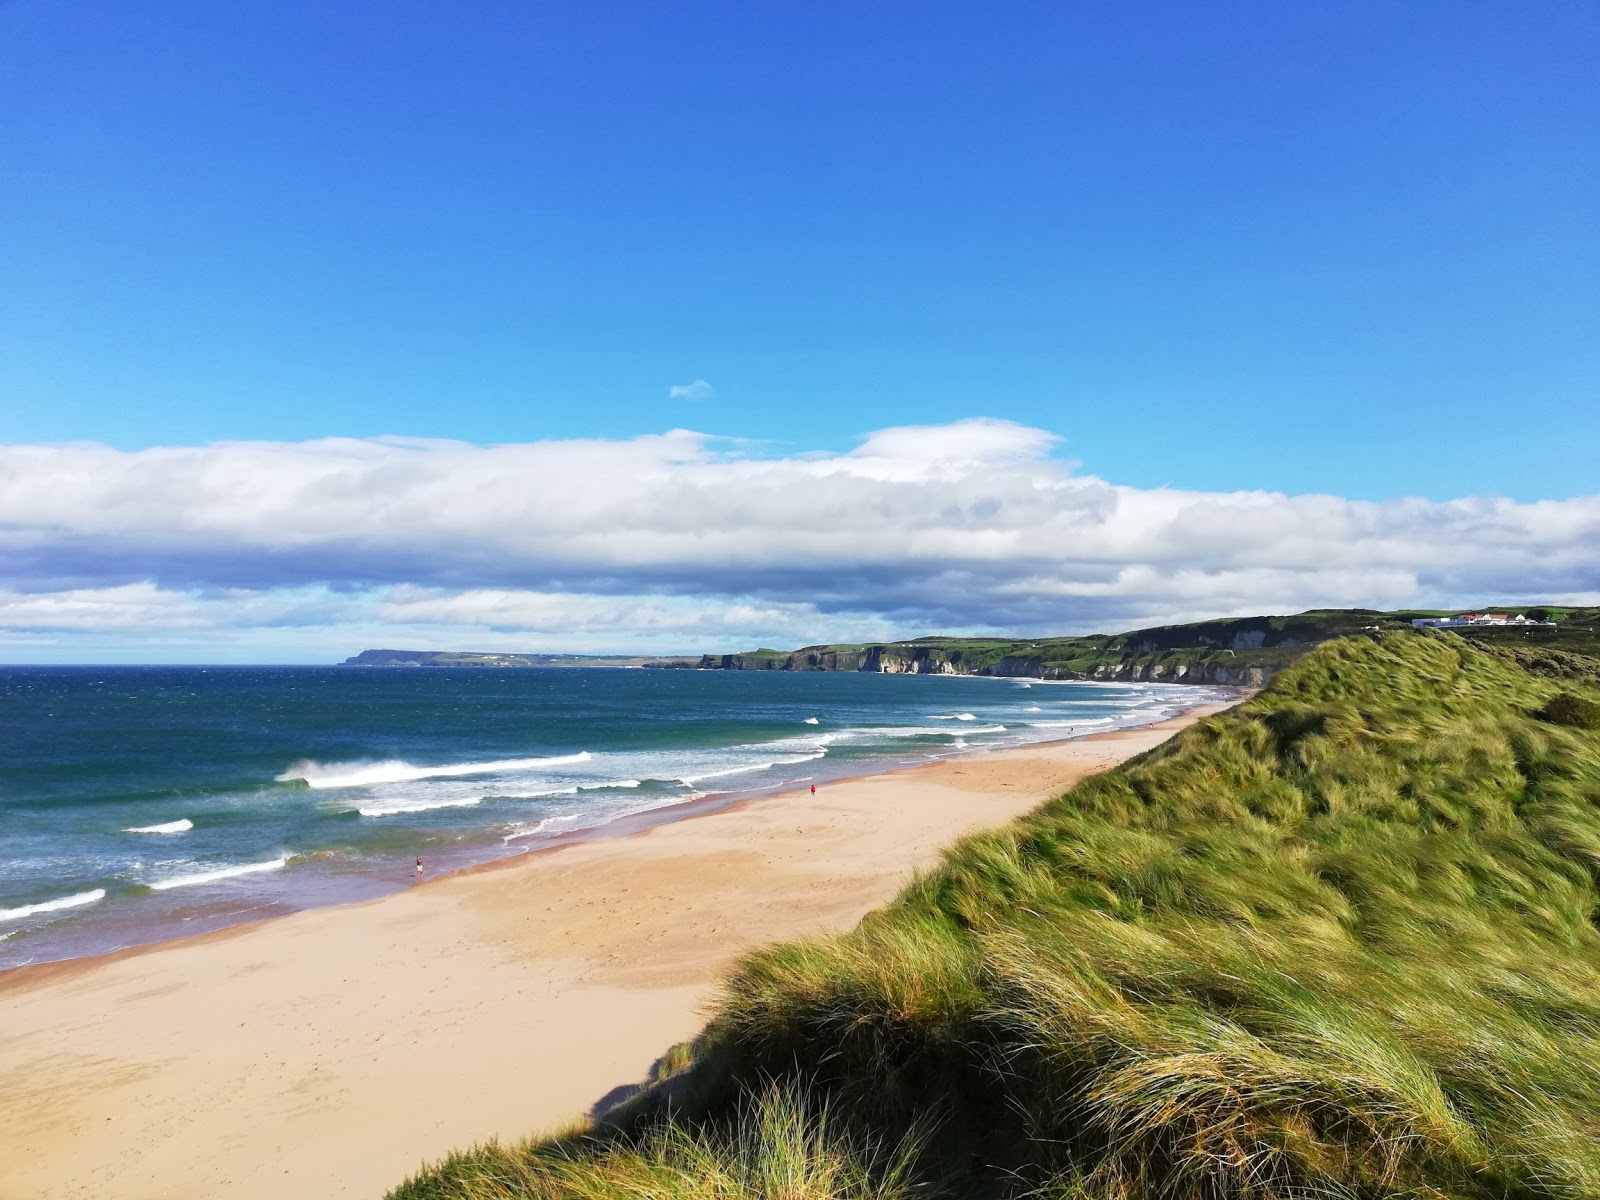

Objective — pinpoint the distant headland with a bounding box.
[342,605,1598,687]
[338,648,691,668]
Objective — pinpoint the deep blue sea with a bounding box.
[0,666,1223,968]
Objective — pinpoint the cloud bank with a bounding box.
[1,418,1596,660]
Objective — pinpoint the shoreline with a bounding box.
[0,683,1240,978]
[0,698,1234,1200]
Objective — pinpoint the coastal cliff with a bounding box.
[702,644,1276,687]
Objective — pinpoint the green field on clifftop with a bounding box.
[393,630,1600,1199]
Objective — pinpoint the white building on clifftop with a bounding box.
[1411,613,1551,628]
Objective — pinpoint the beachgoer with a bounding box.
[415,856,423,879]
[810,784,817,795]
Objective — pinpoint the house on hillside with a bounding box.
[1411,613,1552,629]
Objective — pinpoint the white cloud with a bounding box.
[668,379,715,401]
[850,418,1059,468]
[378,587,897,644]
[0,418,1595,660]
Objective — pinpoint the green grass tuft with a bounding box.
[389,1086,921,1200]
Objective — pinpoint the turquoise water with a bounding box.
[0,666,1222,968]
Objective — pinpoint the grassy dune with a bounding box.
[393,632,1600,1199]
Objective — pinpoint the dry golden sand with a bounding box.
[0,703,1230,1200]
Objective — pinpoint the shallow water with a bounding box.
[0,665,1222,967]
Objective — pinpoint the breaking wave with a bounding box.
[124,818,194,834]
[0,889,107,922]
[678,752,826,786]
[278,752,592,789]
[358,797,483,817]
[148,857,288,891]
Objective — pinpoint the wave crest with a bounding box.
[277,752,592,789]
[357,797,483,817]
[148,857,288,891]
[0,889,107,922]
[124,818,193,834]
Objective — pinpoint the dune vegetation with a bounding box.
[393,631,1600,1199]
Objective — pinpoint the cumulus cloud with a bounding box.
[0,417,1596,658]
[668,379,715,401]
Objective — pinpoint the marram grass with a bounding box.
[389,1087,921,1200]
[393,632,1600,1199]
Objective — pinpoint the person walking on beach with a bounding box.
[810,784,816,795]
[415,856,423,879]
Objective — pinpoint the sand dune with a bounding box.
[0,704,1228,1200]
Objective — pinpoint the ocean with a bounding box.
[0,665,1225,968]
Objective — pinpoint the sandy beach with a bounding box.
[0,702,1230,1200]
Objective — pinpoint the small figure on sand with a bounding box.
[811,784,817,795]
[415,856,423,879]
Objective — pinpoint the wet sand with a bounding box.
[0,702,1231,1200]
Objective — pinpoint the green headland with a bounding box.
[695,606,1600,687]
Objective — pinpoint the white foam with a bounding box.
[124,818,193,834]
[1027,717,1114,729]
[148,857,287,891]
[501,793,679,844]
[930,713,979,721]
[278,752,592,788]
[743,733,833,752]
[358,797,483,817]
[677,751,825,786]
[1025,706,1043,712]
[0,888,107,922]
[811,725,957,744]
[503,814,590,842]
[581,779,641,790]
[803,717,820,725]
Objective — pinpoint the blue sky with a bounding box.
[1,2,1597,660]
